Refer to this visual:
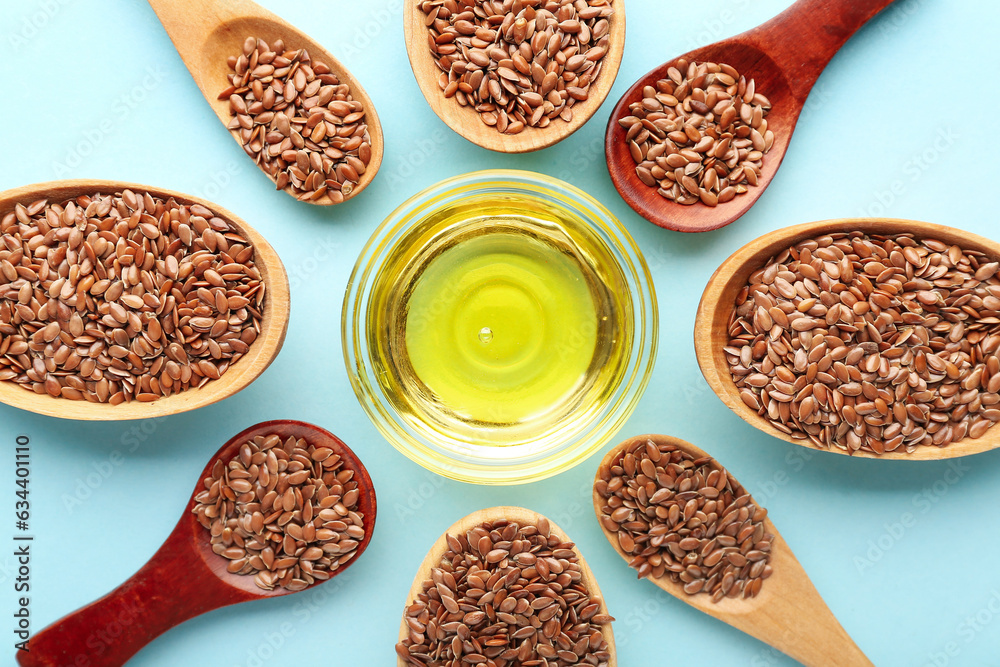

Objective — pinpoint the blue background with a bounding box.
[1,0,999,665]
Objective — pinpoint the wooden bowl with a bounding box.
[403,0,626,153]
[0,180,289,421]
[694,218,1000,460]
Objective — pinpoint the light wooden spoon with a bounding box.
[403,0,626,153]
[398,506,617,666]
[605,0,895,232]
[17,420,377,667]
[0,179,288,421]
[147,0,383,204]
[594,434,872,667]
[695,218,1000,460]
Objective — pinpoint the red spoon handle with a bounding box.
[749,0,896,101]
[18,526,238,667]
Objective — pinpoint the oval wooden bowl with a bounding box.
[0,179,289,421]
[148,0,384,204]
[403,0,626,153]
[397,506,617,666]
[593,434,871,667]
[694,218,1000,460]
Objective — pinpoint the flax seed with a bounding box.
[620,59,772,206]
[0,192,264,404]
[396,517,613,665]
[417,0,615,135]
[596,437,774,601]
[223,37,372,202]
[192,432,367,592]
[727,232,1000,454]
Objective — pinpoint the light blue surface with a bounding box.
[1,0,998,665]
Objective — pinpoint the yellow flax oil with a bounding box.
[366,194,633,448]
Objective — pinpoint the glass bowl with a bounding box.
[343,170,657,484]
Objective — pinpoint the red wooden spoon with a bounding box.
[605,0,896,233]
[17,420,377,667]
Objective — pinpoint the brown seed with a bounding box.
[727,232,1000,454]
[597,437,774,603]
[222,37,373,201]
[192,431,367,593]
[398,519,612,665]
[623,59,770,207]
[418,0,616,135]
[0,192,263,405]
[229,479,253,494]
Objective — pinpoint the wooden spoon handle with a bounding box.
[146,0,253,76]
[758,611,873,667]
[147,0,249,34]
[17,527,237,667]
[744,544,873,667]
[747,0,896,101]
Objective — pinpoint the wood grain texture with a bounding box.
[594,434,872,667]
[605,0,895,232]
[403,0,626,153]
[694,218,1000,461]
[17,420,377,667]
[398,506,617,666]
[147,0,383,204]
[0,179,289,421]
